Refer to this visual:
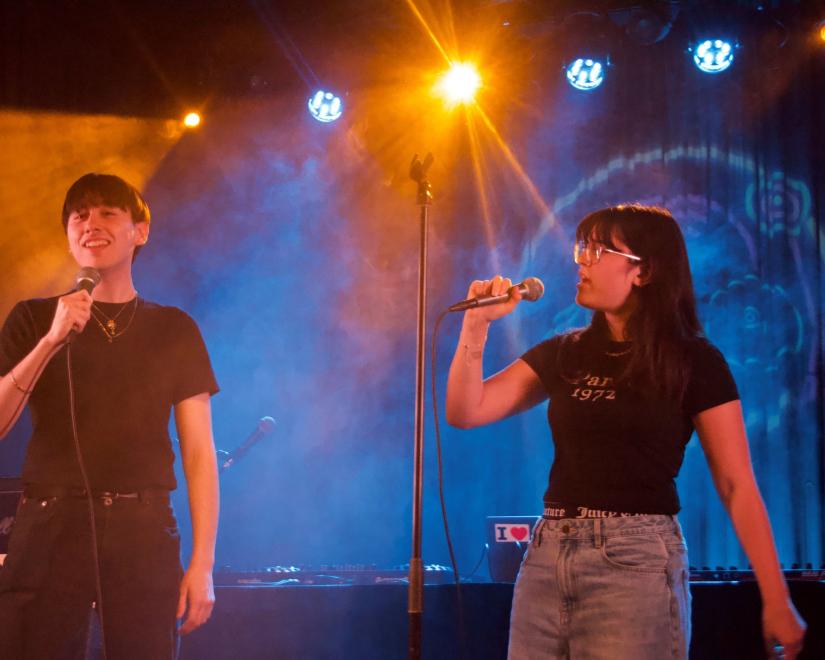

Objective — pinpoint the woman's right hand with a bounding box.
[462,275,523,326]
[447,275,545,429]
[45,290,92,346]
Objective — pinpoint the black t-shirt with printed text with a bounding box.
[0,296,218,491]
[521,333,739,515]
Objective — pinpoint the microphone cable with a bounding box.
[66,342,108,660]
[2,336,110,659]
[464,542,489,582]
[430,308,468,660]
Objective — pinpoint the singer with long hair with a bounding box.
[446,205,805,659]
[0,173,219,658]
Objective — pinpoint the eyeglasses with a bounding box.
[574,240,642,266]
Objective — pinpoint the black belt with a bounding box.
[23,486,170,503]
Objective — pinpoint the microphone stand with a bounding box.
[407,153,433,660]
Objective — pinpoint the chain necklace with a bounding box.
[90,296,140,343]
[605,345,632,357]
[92,296,134,335]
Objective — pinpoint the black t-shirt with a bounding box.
[521,333,739,514]
[0,296,219,491]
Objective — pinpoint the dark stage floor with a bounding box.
[179,581,824,660]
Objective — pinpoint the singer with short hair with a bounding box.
[0,173,219,659]
[446,205,805,659]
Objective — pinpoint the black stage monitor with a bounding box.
[486,515,540,583]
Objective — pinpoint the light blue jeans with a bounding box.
[507,515,690,660]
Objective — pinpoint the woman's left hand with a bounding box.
[762,600,806,659]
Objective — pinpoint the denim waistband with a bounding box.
[535,514,682,540]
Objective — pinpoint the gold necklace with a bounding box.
[91,295,136,335]
[605,345,632,357]
[90,297,139,343]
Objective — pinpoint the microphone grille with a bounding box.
[522,277,545,302]
[76,267,101,292]
[258,416,277,433]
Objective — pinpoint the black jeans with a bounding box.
[0,492,182,660]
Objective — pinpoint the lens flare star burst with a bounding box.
[348,0,562,270]
[435,62,482,107]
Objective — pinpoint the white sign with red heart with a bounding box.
[494,523,531,543]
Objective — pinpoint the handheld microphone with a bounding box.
[219,416,277,473]
[66,267,101,343]
[448,277,544,313]
[75,267,101,295]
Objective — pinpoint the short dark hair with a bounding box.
[61,173,151,258]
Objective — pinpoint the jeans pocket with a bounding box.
[664,540,690,591]
[0,497,61,589]
[600,533,669,574]
[520,519,550,568]
[144,499,178,529]
[110,503,182,593]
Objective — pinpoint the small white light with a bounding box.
[566,58,606,90]
[692,38,735,73]
[307,90,343,123]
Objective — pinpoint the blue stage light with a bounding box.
[691,39,735,73]
[307,90,343,123]
[565,58,606,91]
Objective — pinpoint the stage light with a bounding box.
[307,90,343,123]
[691,39,735,73]
[615,4,679,45]
[565,58,606,91]
[435,62,482,107]
[819,20,825,43]
[183,112,201,128]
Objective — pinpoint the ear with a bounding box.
[134,221,150,246]
[632,261,652,287]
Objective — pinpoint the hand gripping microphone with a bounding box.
[66,267,101,343]
[448,277,545,312]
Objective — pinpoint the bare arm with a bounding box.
[174,392,219,635]
[0,291,92,438]
[694,400,806,659]
[445,276,546,429]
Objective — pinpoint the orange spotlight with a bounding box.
[435,62,481,107]
[183,112,201,128]
[819,20,825,43]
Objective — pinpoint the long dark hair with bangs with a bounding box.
[568,204,704,400]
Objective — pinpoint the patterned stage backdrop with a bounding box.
[484,38,825,571]
[514,151,823,570]
[0,12,823,576]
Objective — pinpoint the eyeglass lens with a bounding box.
[574,241,599,265]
